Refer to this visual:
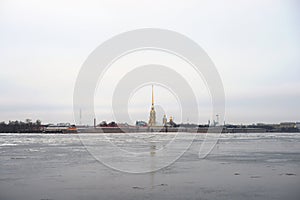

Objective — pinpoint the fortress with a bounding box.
[147,85,177,128]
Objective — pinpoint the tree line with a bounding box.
[0,119,42,133]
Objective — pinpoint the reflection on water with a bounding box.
[150,143,156,189]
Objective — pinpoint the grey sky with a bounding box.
[0,0,299,124]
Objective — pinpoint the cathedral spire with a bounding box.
[152,85,154,106]
[148,85,156,126]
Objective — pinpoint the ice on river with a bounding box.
[0,133,299,200]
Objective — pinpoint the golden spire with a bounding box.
[149,84,156,126]
[152,85,154,106]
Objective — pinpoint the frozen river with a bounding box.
[0,133,299,200]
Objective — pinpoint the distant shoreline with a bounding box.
[1,120,299,134]
[0,126,299,134]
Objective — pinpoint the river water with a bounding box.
[0,133,299,200]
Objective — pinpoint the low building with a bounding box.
[44,123,77,133]
[296,122,300,130]
[136,121,147,127]
[280,122,296,128]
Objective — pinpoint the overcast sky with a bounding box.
[0,0,299,124]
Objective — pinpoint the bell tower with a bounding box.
[148,85,156,126]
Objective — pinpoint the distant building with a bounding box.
[169,116,173,124]
[148,85,156,126]
[162,114,167,126]
[118,123,131,127]
[161,116,178,127]
[280,122,296,128]
[295,122,300,130]
[45,123,77,133]
[136,121,147,127]
[57,123,71,127]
